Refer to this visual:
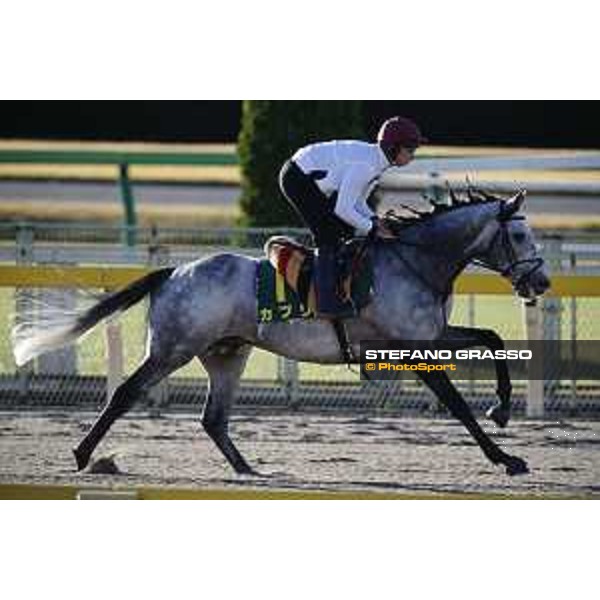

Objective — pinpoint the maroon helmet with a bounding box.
[377,116,427,160]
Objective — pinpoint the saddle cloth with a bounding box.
[256,236,373,323]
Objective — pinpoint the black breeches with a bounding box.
[279,160,353,247]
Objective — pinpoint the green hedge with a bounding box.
[238,101,364,227]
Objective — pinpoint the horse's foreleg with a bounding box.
[443,326,512,428]
[200,346,256,475]
[73,355,184,471]
[417,370,528,476]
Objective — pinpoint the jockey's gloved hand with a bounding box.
[370,216,394,240]
[368,216,380,241]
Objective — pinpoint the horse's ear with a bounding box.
[501,190,526,219]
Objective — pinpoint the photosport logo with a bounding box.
[359,341,600,381]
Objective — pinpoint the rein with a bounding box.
[379,208,543,297]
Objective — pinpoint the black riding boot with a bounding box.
[315,246,353,319]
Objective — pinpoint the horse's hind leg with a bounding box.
[200,345,255,475]
[73,354,189,471]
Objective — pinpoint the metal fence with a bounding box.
[1,222,599,417]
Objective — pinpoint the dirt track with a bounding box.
[1,411,599,497]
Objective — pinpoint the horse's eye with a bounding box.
[513,232,526,243]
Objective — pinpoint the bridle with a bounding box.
[378,203,544,297]
[471,213,544,290]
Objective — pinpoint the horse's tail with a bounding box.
[11,267,175,367]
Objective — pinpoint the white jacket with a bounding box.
[292,140,390,235]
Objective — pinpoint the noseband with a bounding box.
[474,214,544,288]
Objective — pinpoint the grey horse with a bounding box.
[12,190,550,476]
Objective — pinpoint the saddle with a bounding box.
[256,236,373,323]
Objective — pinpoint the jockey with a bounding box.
[278,115,427,318]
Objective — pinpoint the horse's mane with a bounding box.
[381,183,510,236]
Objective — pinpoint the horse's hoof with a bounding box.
[234,463,262,477]
[88,455,121,475]
[504,455,529,476]
[239,468,268,478]
[486,405,510,428]
[73,447,89,472]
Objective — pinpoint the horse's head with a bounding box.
[471,190,551,300]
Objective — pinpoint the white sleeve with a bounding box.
[334,166,376,235]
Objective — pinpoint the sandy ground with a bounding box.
[1,411,599,498]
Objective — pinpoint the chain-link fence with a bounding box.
[1,222,599,417]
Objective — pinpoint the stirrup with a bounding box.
[331,319,372,380]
